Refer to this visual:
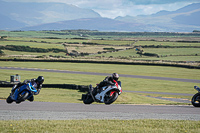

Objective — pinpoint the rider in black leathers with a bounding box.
[11,76,44,101]
[93,73,120,94]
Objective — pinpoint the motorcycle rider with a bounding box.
[11,76,44,101]
[92,73,120,94]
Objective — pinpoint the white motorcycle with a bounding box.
[82,81,122,105]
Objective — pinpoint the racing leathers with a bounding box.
[93,76,120,95]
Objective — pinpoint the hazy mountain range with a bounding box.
[0,0,200,32]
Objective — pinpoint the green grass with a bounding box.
[137,55,200,61]
[0,40,65,49]
[88,47,200,61]
[143,48,200,56]
[0,31,69,39]
[2,50,67,57]
[0,119,199,133]
[0,61,199,80]
[90,40,135,45]
[89,49,139,58]
[135,40,200,46]
[1,30,200,39]
[1,36,200,63]
[1,37,135,46]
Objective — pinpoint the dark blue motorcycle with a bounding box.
[6,83,37,104]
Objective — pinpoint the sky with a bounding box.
[3,0,200,18]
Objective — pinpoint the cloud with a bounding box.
[3,0,200,18]
[78,0,199,18]
[126,0,198,5]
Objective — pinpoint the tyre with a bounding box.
[16,91,29,104]
[191,93,200,107]
[104,91,118,105]
[6,95,13,104]
[83,94,94,104]
[27,96,34,102]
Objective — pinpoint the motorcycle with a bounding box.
[191,86,200,107]
[82,81,122,105]
[6,82,37,104]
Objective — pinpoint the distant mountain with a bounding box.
[0,0,100,29]
[0,14,26,30]
[0,1,200,32]
[20,18,149,31]
[115,3,200,32]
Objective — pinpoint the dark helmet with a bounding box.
[36,76,44,84]
[112,73,119,81]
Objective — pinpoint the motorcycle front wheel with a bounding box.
[191,93,200,107]
[6,95,13,104]
[16,91,29,104]
[104,91,118,105]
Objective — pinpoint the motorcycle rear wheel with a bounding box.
[191,93,200,107]
[104,91,118,105]
[83,94,94,104]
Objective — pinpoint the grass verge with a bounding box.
[0,61,199,80]
[0,119,200,133]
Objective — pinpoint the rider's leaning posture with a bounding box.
[11,76,44,101]
[93,73,120,94]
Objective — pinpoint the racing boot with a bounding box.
[89,84,93,93]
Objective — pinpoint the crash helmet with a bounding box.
[36,76,44,84]
[112,73,119,81]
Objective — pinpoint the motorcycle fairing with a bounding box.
[95,85,120,103]
[11,83,37,101]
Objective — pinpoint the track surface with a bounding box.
[0,67,200,83]
[0,100,200,120]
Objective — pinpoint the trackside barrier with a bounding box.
[0,84,89,92]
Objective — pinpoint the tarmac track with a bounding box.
[0,100,200,120]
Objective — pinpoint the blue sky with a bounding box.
[3,0,200,18]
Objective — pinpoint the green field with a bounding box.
[1,119,200,133]
[0,31,200,64]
